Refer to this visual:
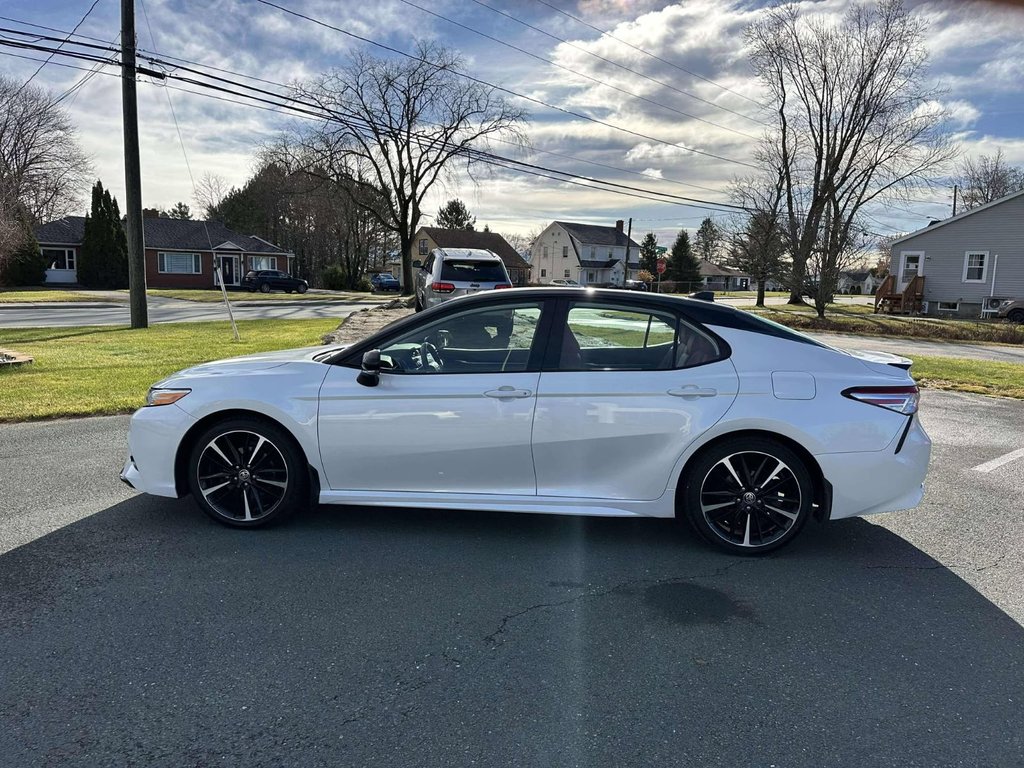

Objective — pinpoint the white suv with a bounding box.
[414,248,512,311]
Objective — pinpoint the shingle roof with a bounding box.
[579,259,618,269]
[35,216,86,244]
[554,221,641,250]
[420,227,530,270]
[34,216,290,254]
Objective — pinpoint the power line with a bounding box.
[396,0,761,140]
[12,0,101,94]
[529,0,768,110]
[252,0,759,170]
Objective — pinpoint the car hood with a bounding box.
[159,345,349,381]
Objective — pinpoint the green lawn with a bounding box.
[0,288,106,303]
[142,289,374,302]
[911,355,1024,400]
[749,306,1024,345]
[0,319,338,422]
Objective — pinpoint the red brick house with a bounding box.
[35,216,294,288]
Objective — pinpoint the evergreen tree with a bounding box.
[638,232,659,274]
[436,199,475,230]
[78,180,129,288]
[694,216,723,264]
[728,211,786,307]
[667,229,701,290]
[166,201,192,219]
[2,218,46,286]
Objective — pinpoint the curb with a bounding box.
[0,302,124,309]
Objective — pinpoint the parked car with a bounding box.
[122,287,931,554]
[624,279,649,291]
[243,270,308,294]
[413,248,511,311]
[370,272,400,292]
[996,298,1024,323]
[550,278,580,286]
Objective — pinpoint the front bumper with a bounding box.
[817,415,931,520]
[120,403,197,498]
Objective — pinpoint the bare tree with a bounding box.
[0,75,92,233]
[957,149,1024,210]
[193,172,230,219]
[285,42,527,293]
[746,0,955,315]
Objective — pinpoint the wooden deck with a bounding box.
[874,274,925,314]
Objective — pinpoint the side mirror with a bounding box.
[413,260,423,269]
[356,349,382,387]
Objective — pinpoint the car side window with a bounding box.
[558,303,722,371]
[379,303,544,374]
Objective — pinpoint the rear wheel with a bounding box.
[259,282,271,293]
[187,417,308,528]
[1008,309,1024,323]
[682,437,813,554]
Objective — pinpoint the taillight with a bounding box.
[494,283,512,289]
[431,282,456,293]
[842,385,919,415]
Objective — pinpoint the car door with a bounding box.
[318,299,553,495]
[531,299,739,501]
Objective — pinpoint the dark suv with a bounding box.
[243,270,308,294]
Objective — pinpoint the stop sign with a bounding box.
[656,258,666,275]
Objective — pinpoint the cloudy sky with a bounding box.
[3,0,1024,245]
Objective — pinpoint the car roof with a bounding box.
[435,247,502,261]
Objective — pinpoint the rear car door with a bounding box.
[318,298,553,494]
[531,299,739,500]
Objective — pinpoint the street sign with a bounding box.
[656,258,666,275]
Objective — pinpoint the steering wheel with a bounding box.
[419,340,443,371]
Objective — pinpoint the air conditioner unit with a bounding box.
[984,296,1009,311]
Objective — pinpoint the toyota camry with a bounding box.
[121,288,930,554]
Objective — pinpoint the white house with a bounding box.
[531,220,641,285]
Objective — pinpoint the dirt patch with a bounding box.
[0,349,33,367]
[321,297,416,346]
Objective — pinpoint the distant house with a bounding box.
[35,216,294,288]
[531,220,641,285]
[700,260,750,291]
[885,188,1024,317]
[838,270,882,295]
[411,227,531,286]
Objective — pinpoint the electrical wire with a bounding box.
[10,0,102,94]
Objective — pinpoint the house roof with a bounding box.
[419,227,530,270]
[579,259,619,269]
[699,259,747,278]
[842,270,871,281]
[554,221,641,250]
[35,215,291,254]
[888,187,1024,246]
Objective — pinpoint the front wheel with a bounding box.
[187,417,308,528]
[681,437,813,554]
[1008,309,1024,324]
[259,282,271,294]
[297,284,308,294]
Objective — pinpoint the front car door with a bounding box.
[531,299,739,500]
[318,298,553,495]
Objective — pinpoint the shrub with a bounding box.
[2,230,47,286]
[355,277,373,292]
[322,265,346,290]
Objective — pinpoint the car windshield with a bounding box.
[439,260,507,283]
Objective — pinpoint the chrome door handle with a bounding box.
[667,385,718,399]
[484,386,532,399]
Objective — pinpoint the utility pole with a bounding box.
[622,217,633,288]
[121,0,148,328]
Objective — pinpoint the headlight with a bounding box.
[146,388,191,406]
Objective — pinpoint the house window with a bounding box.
[250,256,277,271]
[418,239,428,255]
[587,271,595,282]
[562,246,568,258]
[936,301,960,312]
[158,252,202,274]
[543,246,549,258]
[962,251,988,283]
[42,248,75,271]
[589,246,595,258]
[608,249,613,259]
[564,269,571,278]
[540,269,546,277]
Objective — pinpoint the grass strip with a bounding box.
[0,319,337,422]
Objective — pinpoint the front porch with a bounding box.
[874,274,925,314]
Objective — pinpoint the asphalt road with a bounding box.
[0,297,370,328]
[1,391,1023,767]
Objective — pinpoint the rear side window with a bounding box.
[440,260,507,283]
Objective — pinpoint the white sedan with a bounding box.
[121,288,930,554]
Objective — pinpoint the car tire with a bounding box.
[297,284,308,294]
[259,283,271,294]
[1008,309,1024,324]
[681,437,813,555]
[187,417,309,528]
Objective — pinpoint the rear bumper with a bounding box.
[817,415,931,520]
[120,403,197,498]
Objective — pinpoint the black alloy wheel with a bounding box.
[683,438,813,554]
[187,418,307,527]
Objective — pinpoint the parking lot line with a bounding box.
[971,447,1024,473]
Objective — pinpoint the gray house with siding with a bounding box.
[887,188,1024,318]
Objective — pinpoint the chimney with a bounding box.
[615,219,624,232]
